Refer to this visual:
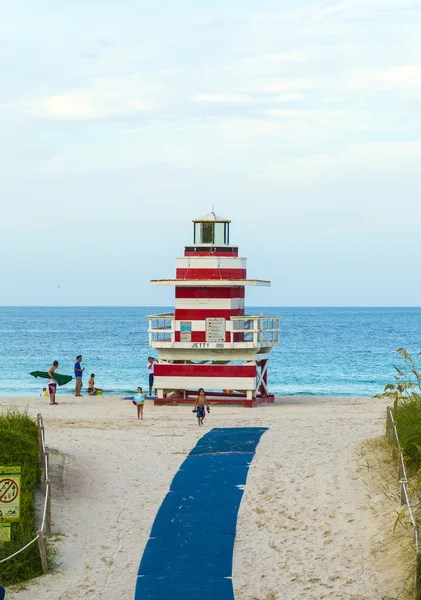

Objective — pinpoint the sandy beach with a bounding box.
[1,395,408,600]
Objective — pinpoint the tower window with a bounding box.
[193,221,230,244]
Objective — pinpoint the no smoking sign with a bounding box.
[0,467,21,523]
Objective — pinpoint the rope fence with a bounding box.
[0,413,51,572]
[386,406,420,598]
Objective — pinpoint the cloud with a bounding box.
[263,78,321,93]
[199,17,248,30]
[258,140,421,182]
[26,76,163,120]
[275,93,304,101]
[254,52,305,63]
[28,91,152,120]
[194,93,255,104]
[345,64,421,93]
[310,0,420,18]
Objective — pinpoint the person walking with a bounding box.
[48,360,59,405]
[193,388,210,426]
[74,355,84,396]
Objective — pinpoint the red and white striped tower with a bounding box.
[148,213,280,407]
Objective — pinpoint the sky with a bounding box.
[1,0,421,307]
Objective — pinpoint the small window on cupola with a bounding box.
[193,212,231,245]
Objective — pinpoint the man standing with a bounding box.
[147,356,157,396]
[48,360,59,405]
[74,355,84,396]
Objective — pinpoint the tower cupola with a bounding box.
[193,212,230,246]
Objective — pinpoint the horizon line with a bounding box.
[1,305,420,309]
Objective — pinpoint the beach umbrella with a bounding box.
[29,371,73,386]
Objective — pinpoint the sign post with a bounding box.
[0,466,21,523]
[0,523,11,542]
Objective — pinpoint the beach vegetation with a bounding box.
[375,347,421,411]
[0,408,51,586]
[376,349,421,598]
[376,348,421,471]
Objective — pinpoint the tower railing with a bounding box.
[148,314,280,348]
[148,313,175,342]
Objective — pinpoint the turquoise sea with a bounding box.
[0,307,419,397]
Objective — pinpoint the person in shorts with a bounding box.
[74,355,84,396]
[193,388,210,426]
[87,373,103,396]
[147,357,157,396]
[48,360,59,405]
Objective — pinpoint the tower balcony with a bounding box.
[148,313,280,350]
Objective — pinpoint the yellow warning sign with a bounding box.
[0,523,11,542]
[0,466,21,523]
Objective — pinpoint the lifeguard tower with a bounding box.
[148,213,280,407]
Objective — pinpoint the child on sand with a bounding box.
[132,387,145,420]
[40,387,49,397]
[193,388,210,426]
[87,374,103,396]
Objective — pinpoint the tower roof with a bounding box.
[192,212,231,223]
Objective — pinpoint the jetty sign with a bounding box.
[0,466,21,523]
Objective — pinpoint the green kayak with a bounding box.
[29,371,73,386]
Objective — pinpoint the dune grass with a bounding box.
[376,348,421,471]
[376,349,421,598]
[395,398,421,472]
[0,408,47,586]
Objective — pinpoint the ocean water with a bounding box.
[0,307,419,397]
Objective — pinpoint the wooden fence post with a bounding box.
[392,423,398,460]
[400,481,407,506]
[43,452,49,492]
[398,455,404,481]
[416,552,421,599]
[45,481,52,537]
[38,421,44,471]
[37,531,48,573]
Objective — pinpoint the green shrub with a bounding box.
[376,348,421,406]
[394,398,421,471]
[376,348,421,470]
[0,409,44,586]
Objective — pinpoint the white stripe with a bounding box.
[176,257,247,270]
[153,279,270,287]
[154,376,256,390]
[175,298,245,310]
[175,320,238,331]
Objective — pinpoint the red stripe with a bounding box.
[233,333,245,342]
[175,287,245,299]
[174,308,245,320]
[176,268,247,280]
[175,331,231,342]
[184,251,238,257]
[155,365,256,377]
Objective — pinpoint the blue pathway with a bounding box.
[134,427,267,600]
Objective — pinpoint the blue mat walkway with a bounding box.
[134,427,267,600]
